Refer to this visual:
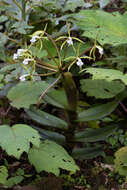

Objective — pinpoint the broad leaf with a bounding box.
[74,10,127,46]
[80,79,125,99]
[0,124,40,159]
[114,146,127,176]
[43,89,68,108]
[25,107,67,130]
[78,101,118,122]
[72,145,103,159]
[84,68,127,85]
[7,81,50,109]
[75,125,117,142]
[28,140,79,176]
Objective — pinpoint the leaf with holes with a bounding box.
[80,79,125,99]
[74,10,127,46]
[84,68,127,85]
[7,81,50,109]
[28,140,79,176]
[0,124,40,159]
[114,146,127,176]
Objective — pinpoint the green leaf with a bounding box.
[80,79,125,99]
[0,166,8,185]
[32,126,65,145]
[7,81,50,109]
[25,107,67,130]
[78,101,118,122]
[74,10,127,46]
[114,146,127,176]
[28,140,79,176]
[0,124,40,159]
[43,89,68,109]
[84,68,127,85]
[75,125,117,142]
[63,0,84,12]
[6,176,24,188]
[72,145,103,159]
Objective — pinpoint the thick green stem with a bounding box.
[22,0,26,21]
[63,72,78,154]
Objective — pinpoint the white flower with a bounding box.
[96,45,103,55]
[23,58,33,65]
[19,74,28,82]
[17,49,27,56]
[76,58,84,67]
[30,35,40,43]
[67,37,73,46]
[13,53,18,60]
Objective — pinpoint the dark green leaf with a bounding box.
[72,145,104,159]
[78,101,119,122]
[75,125,117,142]
[25,107,67,130]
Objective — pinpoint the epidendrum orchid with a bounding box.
[23,58,34,65]
[19,74,29,82]
[30,35,40,43]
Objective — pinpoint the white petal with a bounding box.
[19,74,28,81]
[76,58,84,67]
[30,35,40,43]
[17,49,27,56]
[13,53,18,60]
[67,37,73,46]
[23,58,33,65]
[96,45,103,55]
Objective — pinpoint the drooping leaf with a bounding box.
[0,124,40,159]
[75,125,117,142]
[7,81,50,109]
[114,146,127,176]
[72,145,104,159]
[80,79,125,99]
[78,101,118,122]
[28,140,79,176]
[25,107,67,130]
[84,68,127,85]
[74,10,127,46]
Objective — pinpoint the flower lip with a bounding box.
[23,58,34,65]
[76,58,84,67]
[17,49,27,56]
[13,53,18,60]
[19,74,29,82]
[67,37,73,46]
[96,45,103,55]
[30,35,40,43]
